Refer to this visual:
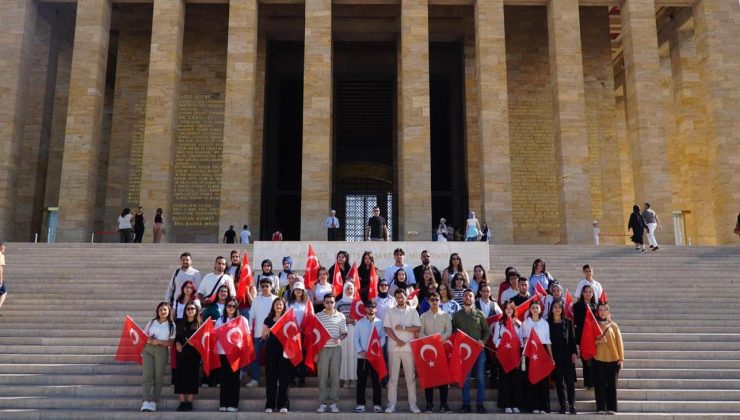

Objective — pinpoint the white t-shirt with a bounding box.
[117,214,133,230]
[384,263,416,286]
[145,319,176,341]
[523,318,551,345]
[313,282,334,305]
[383,305,421,352]
[249,294,277,336]
[240,229,251,244]
[500,287,518,304]
[164,267,203,303]
[574,279,603,302]
[197,272,235,300]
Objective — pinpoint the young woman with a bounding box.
[522,301,553,414]
[263,298,294,413]
[117,208,133,243]
[592,303,624,414]
[216,298,246,412]
[287,282,311,387]
[133,207,145,243]
[140,302,175,412]
[470,265,487,295]
[418,282,439,315]
[202,285,230,321]
[152,208,164,243]
[373,280,393,323]
[327,251,351,284]
[417,266,438,302]
[548,301,577,414]
[480,222,491,242]
[451,273,468,307]
[357,251,380,302]
[528,258,552,297]
[437,282,460,317]
[174,302,201,411]
[465,211,481,241]
[388,268,417,309]
[312,266,333,313]
[493,301,524,414]
[256,259,280,294]
[628,204,647,252]
[336,282,358,387]
[573,285,598,389]
[441,253,469,284]
[436,218,448,242]
[173,281,201,322]
[543,281,564,321]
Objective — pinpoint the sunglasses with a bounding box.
[260,284,271,288]
[226,304,237,308]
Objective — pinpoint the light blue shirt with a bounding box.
[353,316,386,357]
[384,263,416,286]
[528,272,551,297]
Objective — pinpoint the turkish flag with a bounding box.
[114,316,147,364]
[523,328,555,384]
[367,263,379,300]
[303,244,320,291]
[580,306,602,361]
[407,288,420,301]
[599,289,608,304]
[515,294,540,321]
[300,300,315,329]
[271,308,304,366]
[410,334,452,388]
[302,313,331,374]
[442,331,456,362]
[496,317,521,373]
[214,316,256,371]
[347,262,360,287]
[236,251,253,308]
[486,313,504,350]
[332,262,344,297]
[350,291,366,321]
[565,289,574,320]
[188,318,218,376]
[535,281,548,298]
[366,326,387,381]
[449,330,484,387]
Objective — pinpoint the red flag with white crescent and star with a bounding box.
[442,330,457,361]
[347,262,360,285]
[486,313,504,351]
[449,329,484,387]
[496,317,521,373]
[303,244,320,291]
[365,326,387,381]
[236,251,253,309]
[410,334,452,388]
[580,305,602,361]
[367,263,379,300]
[302,312,331,374]
[350,290,366,321]
[332,262,344,298]
[515,293,540,321]
[214,316,255,371]
[188,318,219,376]
[114,315,147,364]
[270,308,304,366]
[523,327,555,384]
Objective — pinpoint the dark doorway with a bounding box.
[260,41,304,240]
[430,41,468,238]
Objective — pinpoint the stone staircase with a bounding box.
[0,243,739,419]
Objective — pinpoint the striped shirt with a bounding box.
[316,310,348,348]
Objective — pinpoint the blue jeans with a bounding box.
[462,352,486,405]
[248,337,264,381]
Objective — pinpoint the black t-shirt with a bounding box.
[224,229,236,243]
[367,216,386,238]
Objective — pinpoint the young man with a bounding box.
[384,248,416,286]
[383,288,422,414]
[239,224,251,244]
[316,294,348,413]
[510,277,531,307]
[353,300,386,413]
[419,292,453,413]
[574,264,603,301]
[223,225,237,244]
[0,242,7,311]
[197,256,235,303]
[325,210,340,241]
[246,278,277,388]
[452,289,490,413]
[365,206,389,241]
[412,250,443,286]
[164,252,202,305]
[498,268,519,304]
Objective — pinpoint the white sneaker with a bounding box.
[533,410,541,414]
[246,379,259,388]
[265,408,273,413]
[513,407,520,413]
[330,403,340,413]
[385,405,396,413]
[226,407,238,412]
[317,404,327,413]
[353,405,366,413]
[140,401,150,412]
[373,405,384,413]
[149,402,157,412]
[410,404,421,414]
[505,407,513,414]
[219,407,226,412]
[279,408,288,413]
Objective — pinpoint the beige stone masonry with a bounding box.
[219,0,258,236]
[139,0,186,243]
[547,0,593,244]
[300,0,332,240]
[57,0,112,242]
[619,0,674,243]
[474,0,513,243]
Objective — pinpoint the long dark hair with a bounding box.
[177,302,202,337]
[177,280,197,304]
[267,297,286,322]
[578,285,597,306]
[500,300,518,325]
[452,272,468,289]
[151,302,174,337]
[121,208,131,217]
[221,297,239,323]
[335,251,350,271]
[530,258,546,276]
[446,253,464,273]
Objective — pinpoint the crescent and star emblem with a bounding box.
[353,300,365,317]
[227,327,243,348]
[460,343,472,361]
[283,321,301,343]
[201,332,211,348]
[420,344,438,368]
[312,328,322,346]
[129,329,140,345]
[501,329,513,349]
[531,339,539,361]
[369,340,382,356]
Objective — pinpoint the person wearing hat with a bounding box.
[353,300,385,413]
[246,277,278,388]
[287,278,311,387]
[436,218,448,242]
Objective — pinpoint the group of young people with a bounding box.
[138,248,623,414]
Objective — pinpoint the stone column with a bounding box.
[139,0,186,242]
[300,0,332,240]
[547,0,593,244]
[220,0,258,236]
[619,0,674,242]
[0,0,37,240]
[57,0,112,242]
[474,0,513,243]
[693,0,740,245]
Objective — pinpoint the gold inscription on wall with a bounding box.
[126,100,146,205]
[172,94,224,227]
[508,95,561,243]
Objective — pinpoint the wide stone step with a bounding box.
[624,342,740,351]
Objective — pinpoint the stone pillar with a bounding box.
[474,0,513,243]
[619,0,674,242]
[220,0,258,236]
[57,0,112,242]
[139,0,186,242]
[397,0,432,241]
[463,32,482,216]
[693,0,740,245]
[547,0,593,244]
[300,0,332,240]
[0,0,37,240]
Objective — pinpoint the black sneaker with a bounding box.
[440,405,453,414]
[425,403,434,413]
[176,402,186,412]
[476,404,487,414]
[569,405,578,414]
[459,405,471,413]
[559,408,567,414]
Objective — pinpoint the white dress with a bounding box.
[336,297,357,381]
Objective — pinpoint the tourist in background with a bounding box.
[365,206,389,241]
[522,301,552,413]
[480,222,491,242]
[735,211,740,238]
[0,242,7,312]
[642,202,662,251]
[216,298,245,412]
[262,298,293,413]
[493,301,523,414]
[272,229,284,241]
[325,209,340,241]
[592,303,624,414]
[239,224,251,244]
[573,285,597,389]
[337,282,358,387]
[628,205,646,253]
[436,218,448,242]
[441,252,468,284]
[593,221,600,246]
[133,207,145,243]
[140,302,175,412]
[174,302,201,411]
[117,208,133,243]
[223,225,237,244]
[465,211,481,241]
[548,301,577,414]
[419,292,453,413]
[353,299,385,413]
[316,294,348,413]
[152,208,164,243]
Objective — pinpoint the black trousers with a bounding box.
[219,355,240,409]
[265,351,294,410]
[424,385,448,406]
[356,358,382,406]
[581,356,594,388]
[134,227,144,243]
[327,228,339,241]
[527,378,550,412]
[592,360,619,412]
[498,368,522,409]
[552,358,576,409]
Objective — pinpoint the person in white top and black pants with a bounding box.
[325,210,340,241]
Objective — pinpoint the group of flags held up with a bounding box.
[115,244,610,390]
